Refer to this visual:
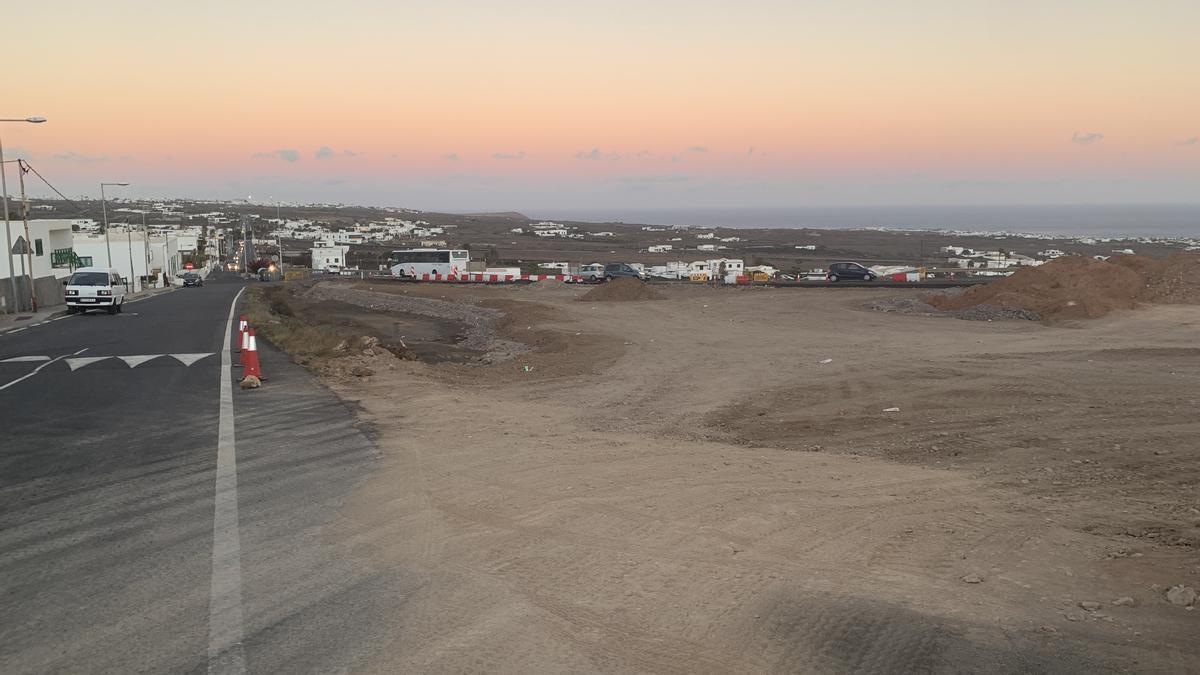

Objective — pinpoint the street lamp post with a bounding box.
[1,116,46,313]
[100,181,129,269]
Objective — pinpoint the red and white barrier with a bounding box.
[406,273,581,283]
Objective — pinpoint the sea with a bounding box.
[528,205,1200,240]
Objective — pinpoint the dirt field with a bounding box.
[284,281,1198,673]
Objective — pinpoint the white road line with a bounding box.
[0,348,87,391]
[117,354,163,368]
[66,356,112,371]
[208,286,247,675]
[172,353,215,366]
[1,356,51,363]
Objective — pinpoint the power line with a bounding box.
[16,160,89,215]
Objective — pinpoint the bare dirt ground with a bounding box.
[295,281,1198,673]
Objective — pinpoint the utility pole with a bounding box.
[1,138,17,310]
[17,160,36,311]
[142,211,152,287]
[126,219,137,292]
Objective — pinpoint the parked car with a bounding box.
[182,273,203,287]
[578,263,605,283]
[64,267,127,314]
[826,262,877,282]
[603,262,644,280]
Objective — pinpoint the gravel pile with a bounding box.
[868,296,1039,321]
[927,254,1200,320]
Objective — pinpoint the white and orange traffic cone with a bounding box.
[242,329,265,382]
[236,315,248,352]
[239,326,251,367]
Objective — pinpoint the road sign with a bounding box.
[184,262,194,270]
[11,236,30,255]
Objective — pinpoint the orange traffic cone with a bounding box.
[242,329,264,381]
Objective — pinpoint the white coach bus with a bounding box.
[388,248,471,278]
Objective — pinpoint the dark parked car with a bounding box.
[826,262,876,282]
[603,263,644,280]
[182,273,203,287]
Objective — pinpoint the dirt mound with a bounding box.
[928,256,1141,320]
[928,254,1200,320]
[578,277,664,302]
[1129,253,1200,304]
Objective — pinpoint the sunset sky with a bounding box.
[5,0,1198,211]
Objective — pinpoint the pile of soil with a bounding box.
[1116,253,1200,304]
[928,254,1200,320]
[578,277,664,302]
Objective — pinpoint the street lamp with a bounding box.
[1,116,46,313]
[100,181,129,268]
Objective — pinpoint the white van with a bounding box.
[64,267,128,314]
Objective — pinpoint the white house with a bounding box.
[647,244,673,253]
[711,258,745,283]
[697,244,717,252]
[311,243,349,271]
[1,219,75,311]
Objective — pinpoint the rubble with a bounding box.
[1165,585,1197,607]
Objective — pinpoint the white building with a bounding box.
[1,219,75,311]
[311,243,349,271]
[72,229,183,290]
[697,244,717,252]
[647,244,673,253]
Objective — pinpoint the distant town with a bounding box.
[4,195,1198,312]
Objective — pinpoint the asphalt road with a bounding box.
[0,273,400,674]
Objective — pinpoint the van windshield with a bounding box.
[68,272,110,286]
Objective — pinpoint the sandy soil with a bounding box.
[316,282,1199,673]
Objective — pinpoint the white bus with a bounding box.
[389,248,470,277]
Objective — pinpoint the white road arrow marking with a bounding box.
[66,357,111,371]
[1,356,51,363]
[2,348,87,390]
[171,353,215,366]
[118,355,163,368]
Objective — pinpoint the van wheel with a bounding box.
[66,306,77,315]
[117,301,123,313]
[107,305,118,315]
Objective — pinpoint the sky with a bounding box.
[4,0,1198,212]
